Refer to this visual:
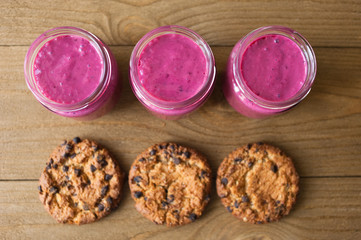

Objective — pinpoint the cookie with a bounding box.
[216,142,299,224]
[129,143,212,226]
[38,137,125,225]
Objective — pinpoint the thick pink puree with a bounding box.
[138,34,207,102]
[241,34,306,102]
[34,35,103,104]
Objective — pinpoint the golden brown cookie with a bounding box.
[129,143,212,226]
[38,137,125,225]
[216,143,299,224]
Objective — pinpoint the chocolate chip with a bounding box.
[183,151,191,158]
[188,213,197,222]
[99,159,108,168]
[161,201,168,208]
[104,174,113,181]
[144,197,148,201]
[65,144,72,151]
[62,165,69,172]
[257,142,264,145]
[97,155,104,161]
[248,161,254,168]
[38,185,42,193]
[247,143,252,150]
[234,157,243,163]
[74,168,81,177]
[62,152,70,158]
[234,200,239,208]
[46,163,52,171]
[204,194,211,201]
[49,159,54,165]
[149,149,156,156]
[169,145,175,151]
[60,180,67,187]
[226,206,232,212]
[107,196,113,205]
[257,221,263,224]
[266,217,271,222]
[271,164,278,173]
[138,158,145,162]
[83,204,89,211]
[53,164,58,169]
[92,145,98,152]
[61,140,67,146]
[65,175,70,180]
[172,157,181,165]
[200,170,208,179]
[74,202,78,207]
[73,137,81,144]
[49,186,58,194]
[134,191,143,198]
[101,185,109,197]
[70,153,76,159]
[90,164,96,172]
[167,194,175,203]
[276,200,280,205]
[221,178,228,185]
[98,203,104,211]
[133,176,142,183]
[159,144,165,149]
[242,195,249,203]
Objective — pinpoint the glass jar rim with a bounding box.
[129,25,216,110]
[232,25,317,110]
[24,26,111,112]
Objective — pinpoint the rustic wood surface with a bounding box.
[0,0,360,239]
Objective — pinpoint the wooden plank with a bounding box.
[1,46,361,179]
[0,0,360,47]
[0,178,360,239]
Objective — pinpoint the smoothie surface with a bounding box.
[33,35,103,104]
[138,34,207,102]
[240,34,307,101]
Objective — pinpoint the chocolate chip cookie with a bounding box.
[129,143,212,226]
[38,137,125,225]
[216,143,299,224]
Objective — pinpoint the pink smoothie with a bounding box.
[224,33,309,118]
[33,35,103,104]
[137,34,207,102]
[240,34,306,101]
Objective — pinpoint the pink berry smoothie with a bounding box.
[241,35,306,102]
[224,31,313,118]
[34,35,103,105]
[26,28,120,120]
[138,34,207,103]
[130,26,215,120]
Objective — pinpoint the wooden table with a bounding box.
[1,1,361,239]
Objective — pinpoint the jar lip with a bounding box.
[129,25,216,110]
[233,25,317,110]
[24,26,111,112]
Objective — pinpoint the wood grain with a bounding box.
[1,46,361,180]
[0,178,360,240]
[0,0,360,47]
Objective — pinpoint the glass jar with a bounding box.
[223,26,317,118]
[24,26,120,120]
[129,25,216,120]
